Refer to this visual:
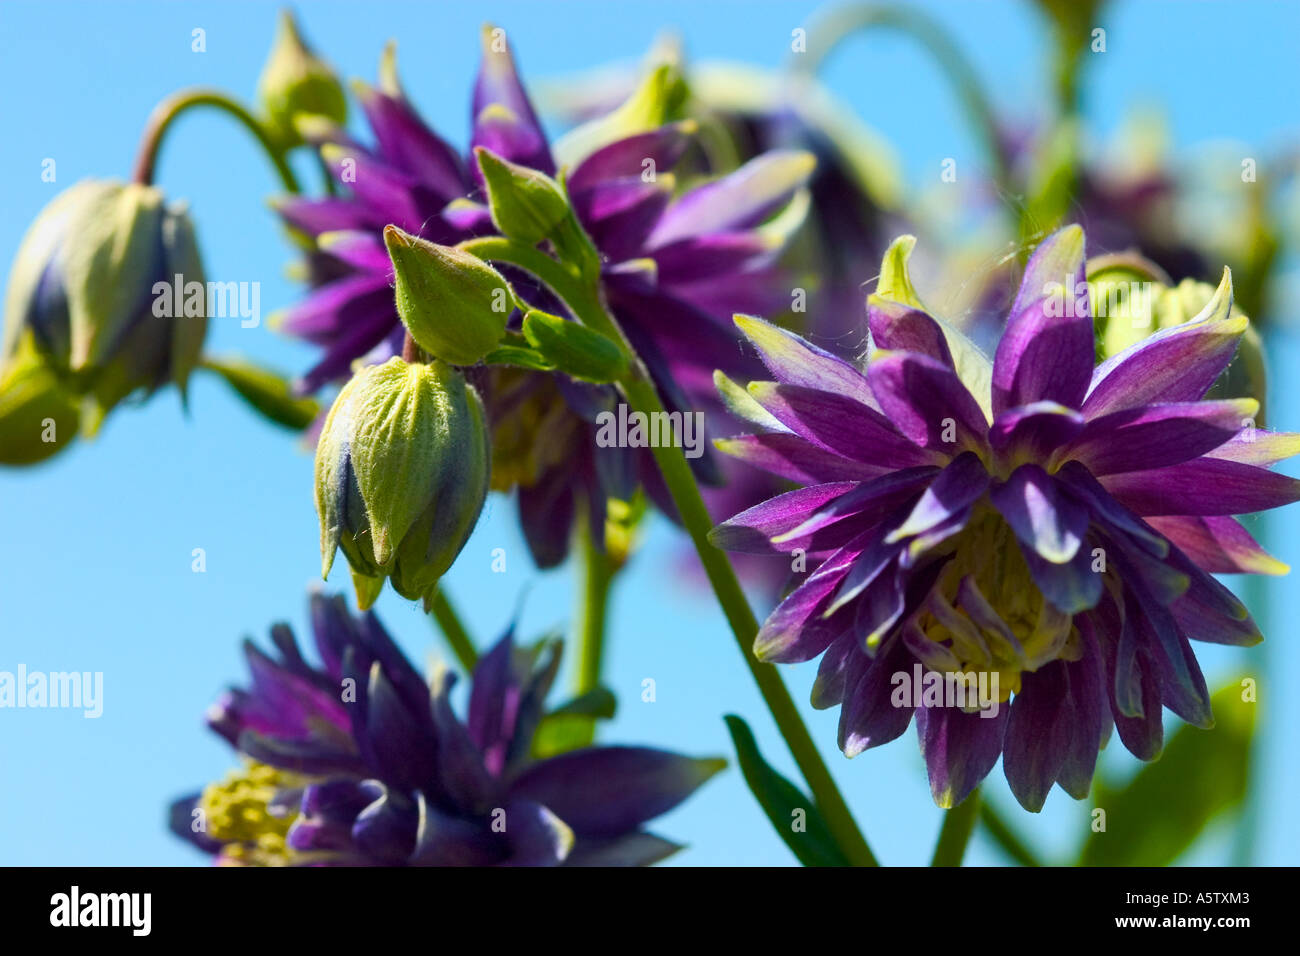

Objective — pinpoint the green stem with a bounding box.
[794,3,1012,202]
[930,788,981,867]
[575,516,614,696]
[132,88,299,192]
[429,588,478,673]
[458,235,878,867]
[979,800,1044,867]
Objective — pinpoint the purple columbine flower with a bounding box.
[709,224,1300,811]
[272,30,810,565]
[171,592,723,865]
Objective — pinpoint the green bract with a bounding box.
[521,308,628,384]
[383,225,511,365]
[256,10,347,147]
[315,357,490,609]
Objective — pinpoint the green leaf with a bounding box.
[1078,681,1257,867]
[200,354,319,430]
[723,714,851,867]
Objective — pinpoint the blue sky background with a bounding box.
[1,0,1298,866]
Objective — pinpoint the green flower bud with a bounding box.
[0,340,80,465]
[383,225,512,366]
[521,308,628,384]
[474,146,571,245]
[1,179,207,435]
[257,11,347,147]
[315,357,490,609]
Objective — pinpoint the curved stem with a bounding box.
[132,88,300,193]
[458,235,878,866]
[429,588,478,673]
[793,3,1012,201]
[931,788,981,867]
[979,800,1043,867]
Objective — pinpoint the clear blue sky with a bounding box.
[2,0,1298,866]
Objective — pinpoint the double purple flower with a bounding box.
[710,225,1299,810]
[273,30,810,565]
[172,592,722,865]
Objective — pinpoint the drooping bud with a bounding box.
[256,10,347,147]
[1,179,207,436]
[315,357,490,609]
[383,225,511,365]
[474,146,570,245]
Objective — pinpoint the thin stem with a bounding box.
[460,235,878,866]
[575,515,614,696]
[979,800,1044,867]
[429,588,478,673]
[931,788,981,867]
[793,4,1013,203]
[132,88,300,192]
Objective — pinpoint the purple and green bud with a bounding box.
[315,356,490,609]
[383,225,511,366]
[256,10,347,147]
[1,178,207,438]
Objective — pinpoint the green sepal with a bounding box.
[522,309,627,384]
[200,354,320,430]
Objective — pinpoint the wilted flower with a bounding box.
[170,593,723,865]
[256,10,347,147]
[315,356,489,609]
[272,29,810,565]
[1,178,206,439]
[709,225,1299,811]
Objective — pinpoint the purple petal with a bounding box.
[714,433,889,484]
[839,636,916,757]
[507,747,725,838]
[1083,283,1244,416]
[1099,458,1300,515]
[471,30,553,175]
[915,700,1009,808]
[867,298,954,367]
[1002,660,1073,811]
[1062,399,1257,475]
[499,799,573,866]
[868,351,989,451]
[733,314,879,410]
[355,83,467,199]
[992,225,1093,414]
[746,382,940,469]
[572,178,671,261]
[1146,515,1286,575]
[753,535,864,663]
[988,401,1084,462]
[990,464,1088,563]
[708,481,860,554]
[887,453,988,543]
[647,150,813,247]
[568,123,695,193]
[565,832,682,867]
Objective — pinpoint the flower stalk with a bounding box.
[132,88,300,192]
